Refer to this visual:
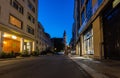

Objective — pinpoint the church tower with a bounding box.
[63,30,67,54]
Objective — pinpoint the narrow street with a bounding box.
[0,56,92,78]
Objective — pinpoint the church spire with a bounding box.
[63,30,67,54]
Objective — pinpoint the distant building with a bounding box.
[51,38,64,52]
[37,22,53,53]
[63,30,67,53]
[71,0,80,51]
[73,0,120,59]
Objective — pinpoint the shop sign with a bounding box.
[113,0,120,8]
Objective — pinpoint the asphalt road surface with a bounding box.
[0,55,92,78]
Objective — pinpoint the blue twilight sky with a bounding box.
[38,0,74,44]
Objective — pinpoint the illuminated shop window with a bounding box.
[9,15,23,29]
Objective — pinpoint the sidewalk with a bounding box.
[0,56,24,61]
[69,55,120,78]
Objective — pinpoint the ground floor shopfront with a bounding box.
[76,16,104,59]
[0,31,35,54]
[83,26,94,56]
[76,26,95,58]
[76,4,120,60]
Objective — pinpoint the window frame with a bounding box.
[9,14,23,29]
[27,25,34,35]
[28,0,35,13]
[10,0,24,14]
[27,12,35,24]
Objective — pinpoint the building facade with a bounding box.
[71,0,80,53]
[37,22,53,53]
[0,0,38,54]
[51,38,64,52]
[73,0,120,59]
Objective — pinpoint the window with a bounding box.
[81,11,85,24]
[9,15,23,29]
[33,0,35,3]
[27,25,34,35]
[86,0,92,20]
[27,13,35,23]
[28,0,35,13]
[10,0,24,14]
[36,40,38,44]
[98,0,103,6]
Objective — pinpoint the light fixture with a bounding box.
[3,34,7,37]
[12,35,17,39]
[3,33,10,37]
[54,48,57,50]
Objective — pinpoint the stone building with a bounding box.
[0,0,38,54]
[37,22,53,53]
[73,0,120,59]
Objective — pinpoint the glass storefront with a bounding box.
[83,28,94,55]
[3,33,20,53]
[2,32,33,53]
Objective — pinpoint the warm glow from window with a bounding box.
[10,15,22,28]
[12,35,17,39]
[3,41,7,44]
[3,33,10,37]
[3,34,7,37]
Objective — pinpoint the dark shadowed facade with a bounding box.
[51,38,64,52]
